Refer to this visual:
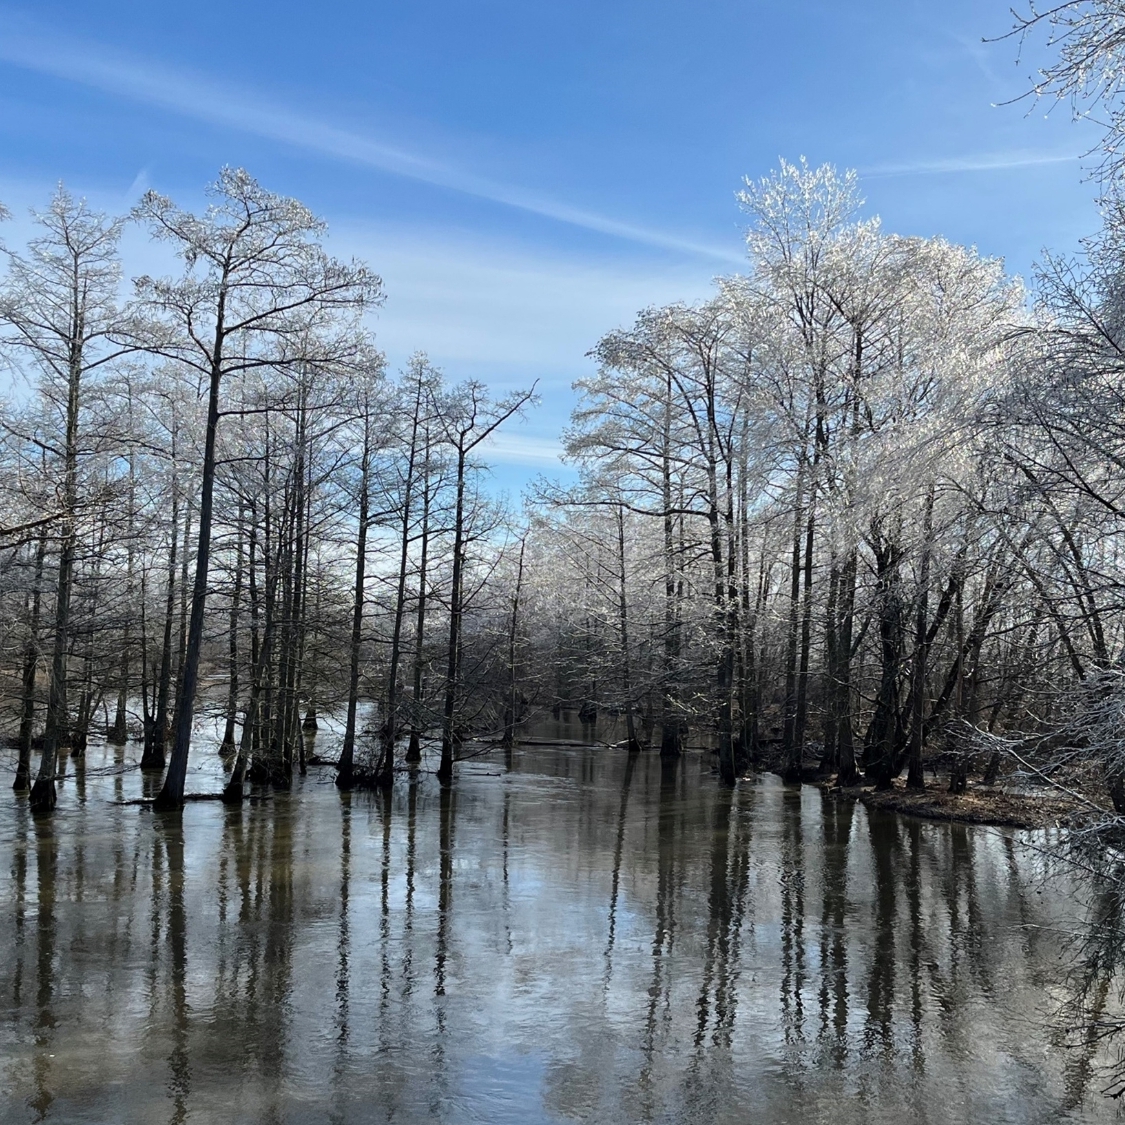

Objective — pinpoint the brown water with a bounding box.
[0,738,1119,1124]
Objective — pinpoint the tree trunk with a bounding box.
[14,534,47,791]
[614,506,642,754]
[708,480,735,788]
[820,555,840,772]
[781,456,805,783]
[303,569,321,733]
[155,307,226,812]
[835,545,859,787]
[223,554,280,803]
[72,513,105,760]
[659,374,683,760]
[736,437,759,769]
[271,463,300,789]
[439,446,468,784]
[502,536,527,749]
[907,490,934,791]
[28,513,74,813]
[865,537,904,791]
[172,492,194,713]
[219,507,244,755]
[28,338,82,814]
[109,462,135,745]
[295,465,314,777]
[793,484,817,771]
[274,415,307,789]
[337,417,370,790]
[406,452,432,765]
[377,389,424,788]
[145,475,178,771]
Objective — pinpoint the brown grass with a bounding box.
[822,777,1083,829]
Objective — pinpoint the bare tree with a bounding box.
[0,188,134,812]
[435,380,536,782]
[132,168,382,810]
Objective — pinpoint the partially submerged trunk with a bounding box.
[14,534,47,791]
[376,380,426,788]
[337,413,371,791]
[439,445,468,784]
[109,453,138,746]
[29,342,82,814]
[406,451,432,765]
[144,473,178,771]
[154,315,225,812]
[28,507,74,813]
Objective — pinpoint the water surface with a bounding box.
[0,740,1116,1123]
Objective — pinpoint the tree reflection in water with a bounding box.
[1055,862,1125,1106]
[30,816,55,1123]
[817,790,852,1069]
[0,741,1120,1123]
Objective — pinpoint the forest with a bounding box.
[3,152,1125,816]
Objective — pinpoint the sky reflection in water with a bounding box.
[0,738,1115,1124]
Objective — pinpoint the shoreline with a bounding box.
[818,777,1084,829]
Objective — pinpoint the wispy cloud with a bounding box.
[0,10,743,265]
[338,221,717,377]
[481,432,568,469]
[123,166,150,206]
[861,150,1080,178]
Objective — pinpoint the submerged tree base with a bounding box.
[220,781,247,804]
[27,777,55,813]
[139,749,166,771]
[336,765,393,791]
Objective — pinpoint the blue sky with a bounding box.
[0,0,1105,489]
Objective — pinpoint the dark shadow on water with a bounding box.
[817,789,853,1068]
[602,749,637,987]
[157,815,190,1125]
[330,793,351,1125]
[30,816,55,1123]
[863,811,898,1056]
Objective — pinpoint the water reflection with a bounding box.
[159,817,189,1125]
[0,742,1119,1123]
[31,817,56,1123]
[863,811,896,1054]
[817,791,852,1069]
[602,751,636,983]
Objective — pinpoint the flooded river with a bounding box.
[0,739,1118,1123]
